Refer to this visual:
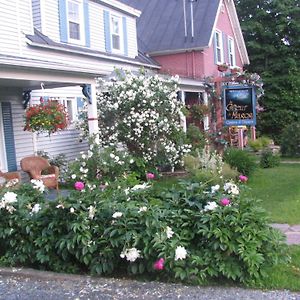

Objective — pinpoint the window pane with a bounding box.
[69,22,80,40]
[217,49,222,62]
[111,17,120,34]
[68,2,79,21]
[112,34,120,50]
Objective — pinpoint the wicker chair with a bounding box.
[0,170,21,188]
[20,156,59,190]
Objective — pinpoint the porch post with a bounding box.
[180,90,187,133]
[87,83,99,139]
[203,92,209,131]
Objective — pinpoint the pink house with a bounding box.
[119,0,249,133]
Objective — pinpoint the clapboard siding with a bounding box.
[43,0,60,41]
[32,0,42,31]
[35,131,88,161]
[0,0,34,56]
[127,16,138,58]
[89,1,105,51]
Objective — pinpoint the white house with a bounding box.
[0,0,159,172]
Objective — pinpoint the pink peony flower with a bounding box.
[239,175,248,183]
[74,181,85,191]
[153,258,165,270]
[220,198,231,206]
[146,172,155,180]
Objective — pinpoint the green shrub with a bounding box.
[248,136,271,152]
[224,148,257,176]
[186,125,206,153]
[280,122,300,157]
[0,177,288,284]
[222,162,239,181]
[260,150,280,168]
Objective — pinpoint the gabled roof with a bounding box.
[26,29,160,69]
[119,0,220,54]
[119,0,249,65]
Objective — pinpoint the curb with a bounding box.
[0,267,93,282]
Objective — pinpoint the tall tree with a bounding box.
[235,0,300,142]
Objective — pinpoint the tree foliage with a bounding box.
[235,0,300,142]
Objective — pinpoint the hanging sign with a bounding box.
[223,85,256,126]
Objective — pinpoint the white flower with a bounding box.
[31,203,41,214]
[2,191,17,203]
[31,179,45,193]
[138,206,147,213]
[112,211,123,218]
[203,201,218,212]
[129,159,134,164]
[120,248,141,262]
[166,226,174,239]
[88,205,96,220]
[70,207,75,213]
[224,182,239,195]
[56,204,64,209]
[175,246,187,261]
[71,174,76,179]
[131,183,150,191]
[110,153,115,159]
[211,184,220,194]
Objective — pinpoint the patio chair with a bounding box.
[20,156,59,190]
[0,170,21,188]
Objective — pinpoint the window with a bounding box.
[228,37,236,66]
[111,15,122,52]
[0,104,7,172]
[67,0,85,44]
[215,31,223,64]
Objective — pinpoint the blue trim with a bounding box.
[1,102,17,171]
[122,16,128,56]
[58,0,68,43]
[83,0,90,47]
[103,10,111,52]
[222,85,257,126]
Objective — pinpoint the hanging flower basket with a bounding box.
[24,100,68,135]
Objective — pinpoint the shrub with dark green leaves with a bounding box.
[0,176,288,284]
[224,147,257,176]
[280,122,300,157]
[260,149,280,168]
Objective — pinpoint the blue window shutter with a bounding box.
[103,10,111,52]
[213,33,217,64]
[1,102,17,171]
[83,0,90,47]
[122,16,128,56]
[223,32,228,64]
[59,0,68,43]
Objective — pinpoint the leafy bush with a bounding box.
[186,125,206,154]
[248,136,271,152]
[280,122,300,157]
[77,70,191,170]
[260,150,280,168]
[0,177,288,284]
[224,148,257,176]
[222,162,239,181]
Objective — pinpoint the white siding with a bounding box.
[0,0,33,57]
[126,16,138,58]
[89,1,105,52]
[42,0,60,41]
[32,0,42,31]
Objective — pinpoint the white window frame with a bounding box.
[67,0,85,45]
[0,103,8,172]
[228,37,236,67]
[215,30,224,64]
[110,13,123,54]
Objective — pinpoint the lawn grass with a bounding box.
[247,164,300,224]
[259,246,300,291]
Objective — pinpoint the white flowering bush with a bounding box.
[0,175,288,284]
[77,70,191,171]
